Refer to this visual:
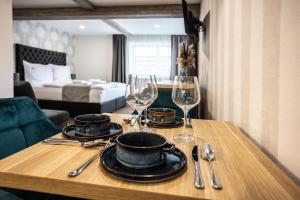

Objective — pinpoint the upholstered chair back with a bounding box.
[0,97,59,159]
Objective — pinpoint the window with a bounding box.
[128,35,171,80]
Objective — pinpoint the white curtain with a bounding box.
[126,35,171,81]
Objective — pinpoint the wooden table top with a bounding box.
[156,80,173,89]
[0,113,299,200]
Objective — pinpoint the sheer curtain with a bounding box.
[127,35,171,80]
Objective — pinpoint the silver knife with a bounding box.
[192,145,205,189]
[43,138,106,148]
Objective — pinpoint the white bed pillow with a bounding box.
[49,64,72,84]
[23,60,54,87]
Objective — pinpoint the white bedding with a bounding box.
[33,81,127,103]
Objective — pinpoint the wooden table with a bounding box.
[156,80,173,89]
[0,114,299,200]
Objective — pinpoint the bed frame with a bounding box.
[15,44,126,117]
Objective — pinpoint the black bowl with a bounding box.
[74,114,111,136]
[148,108,176,124]
[115,132,174,169]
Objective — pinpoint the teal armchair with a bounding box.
[0,97,60,159]
[0,97,66,199]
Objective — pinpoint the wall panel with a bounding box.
[199,0,300,183]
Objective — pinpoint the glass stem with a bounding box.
[144,108,148,127]
[137,111,142,129]
[183,109,188,132]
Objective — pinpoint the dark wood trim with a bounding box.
[72,0,95,9]
[13,4,200,20]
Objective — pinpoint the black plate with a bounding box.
[75,124,111,137]
[62,123,123,142]
[147,117,183,128]
[100,145,187,183]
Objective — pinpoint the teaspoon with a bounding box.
[68,141,113,177]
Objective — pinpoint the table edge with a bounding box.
[0,171,208,200]
[224,121,300,199]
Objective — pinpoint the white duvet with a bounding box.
[42,80,123,90]
[34,80,127,103]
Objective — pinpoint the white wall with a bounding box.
[199,0,300,183]
[0,0,13,98]
[74,35,113,81]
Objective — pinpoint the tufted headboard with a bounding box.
[15,44,66,81]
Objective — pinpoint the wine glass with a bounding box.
[172,76,200,142]
[151,75,158,102]
[125,74,155,130]
[143,75,158,126]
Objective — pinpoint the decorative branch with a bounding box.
[177,42,196,69]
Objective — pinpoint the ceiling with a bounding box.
[28,20,120,35]
[13,0,201,8]
[16,18,185,35]
[113,18,185,35]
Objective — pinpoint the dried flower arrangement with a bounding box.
[177,42,196,75]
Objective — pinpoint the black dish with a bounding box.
[74,114,111,137]
[74,114,110,125]
[100,144,187,183]
[147,117,183,128]
[62,123,123,142]
[115,132,175,169]
[148,108,176,124]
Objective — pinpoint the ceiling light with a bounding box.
[154,24,160,28]
[79,25,85,29]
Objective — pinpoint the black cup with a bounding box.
[74,114,111,136]
[115,132,175,169]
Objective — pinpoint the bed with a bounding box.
[15,44,126,117]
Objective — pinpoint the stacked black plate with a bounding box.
[62,114,123,142]
[147,117,184,128]
[100,132,187,183]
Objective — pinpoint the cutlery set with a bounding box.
[192,144,222,190]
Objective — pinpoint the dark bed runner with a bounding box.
[62,84,91,102]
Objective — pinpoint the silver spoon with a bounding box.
[68,141,112,177]
[200,143,223,189]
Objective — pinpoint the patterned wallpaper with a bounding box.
[13,21,75,71]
